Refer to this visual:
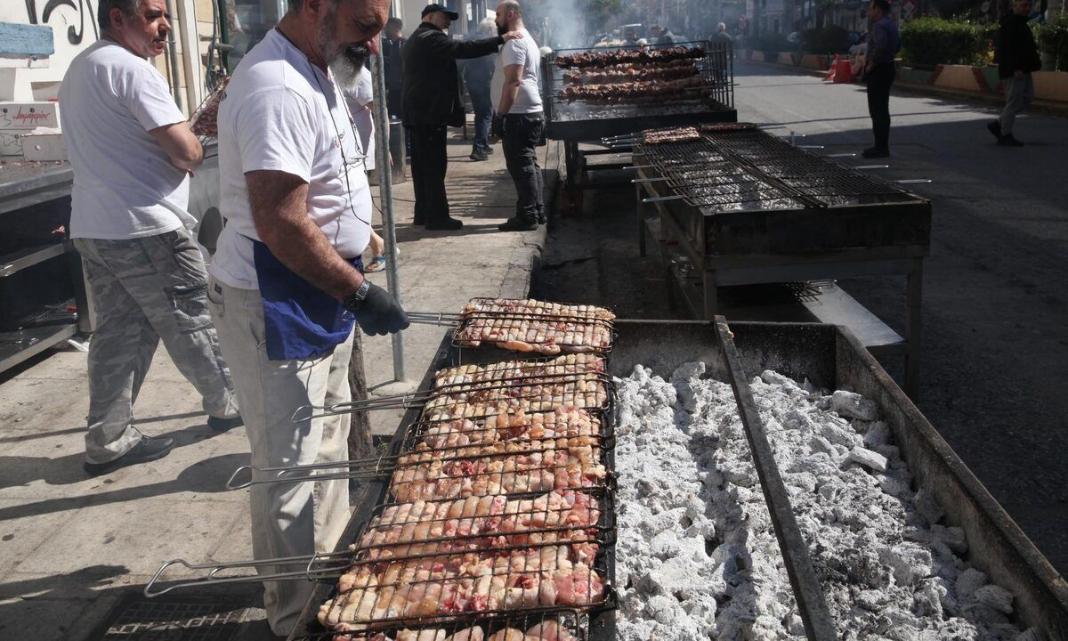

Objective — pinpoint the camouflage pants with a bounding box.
[74,228,238,464]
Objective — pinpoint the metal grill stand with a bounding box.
[541,42,738,211]
[634,129,931,395]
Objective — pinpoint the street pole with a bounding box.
[370,48,406,383]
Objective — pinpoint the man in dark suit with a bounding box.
[402,3,519,230]
[381,17,405,118]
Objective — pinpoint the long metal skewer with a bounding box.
[144,550,354,597]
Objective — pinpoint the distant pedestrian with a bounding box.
[989,0,1041,146]
[494,0,546,232]
[711,22,733,45]
[402,4,520,230]
[62,0,242,476]
[862,0,900,158]
[382,17,405,118]
[464,18,498,161]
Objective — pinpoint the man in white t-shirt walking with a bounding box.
[209,0,404,635]
[494,1,545,232]
[60,0,241,476]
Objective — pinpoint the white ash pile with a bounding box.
[612,363,1038,641]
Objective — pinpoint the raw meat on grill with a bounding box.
[356,491,601,561]
[421,374,609,421]
[455,300,614,355]
[558,75,707,103]
[554,46,703,69]
[563,59,698,85]
[334,619,579,641]
[317,546,607,628]
[642,126,701,145]
[397,433,602,469]
[389,445,606,502]
[413,408,602,452]
[433,354,605,389]
[189,80,227,137]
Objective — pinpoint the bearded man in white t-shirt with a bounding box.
[209,0,405,635]
[60,0,241,477]
[494,0,545,232]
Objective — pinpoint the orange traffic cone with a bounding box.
[831,55,853,83]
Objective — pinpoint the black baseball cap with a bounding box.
[422,3,459,19]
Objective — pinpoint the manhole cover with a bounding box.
[92,595,254,641]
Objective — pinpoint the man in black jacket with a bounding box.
[403,4,519,230]
[989,0,1041,146]
[381,17,405,118]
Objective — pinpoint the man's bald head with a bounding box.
[495,0,522,34]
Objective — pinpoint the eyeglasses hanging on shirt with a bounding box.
[278,27,372,227]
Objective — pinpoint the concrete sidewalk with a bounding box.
[0,124,555,640]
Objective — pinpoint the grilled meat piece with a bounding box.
[554,46,704,69]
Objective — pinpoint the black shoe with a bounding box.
[426,217,464,230]
[861,146,890,159]
[470,150,489,161]
[997,133,1024,147]
[208,414,244,432]
[498,216,538,232]
[84,435,175,476]
[987,120,1002,141]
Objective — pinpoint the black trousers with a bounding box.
[502,113,545,223]
[866,62,895,150]
[409,125,449,225]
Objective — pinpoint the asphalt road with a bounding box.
[537,61,1068,576]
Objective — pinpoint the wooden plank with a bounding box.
[0,23,55,58]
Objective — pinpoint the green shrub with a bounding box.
[1035,15,1068,71]
[901,17,987,67]
[802,25,852,54]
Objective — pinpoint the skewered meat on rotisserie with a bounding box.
[563,59,698,85]
[455,299,614,355]
[318,545,607,629]
[558,75,707,103]
[554,46,703,69]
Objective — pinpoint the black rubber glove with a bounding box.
[491,113,505,141]
[351,283,409,336]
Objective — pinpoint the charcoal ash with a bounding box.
[612,364,1033,641]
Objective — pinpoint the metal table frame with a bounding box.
[636,178,926,397]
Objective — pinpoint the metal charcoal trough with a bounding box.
[289,320,1068,641]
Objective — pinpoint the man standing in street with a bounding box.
[989,0,1040,146]
[464,18,499,162]
[494,1,545,232]
[382,17,405,117]
[403,4,520,230]
[61,0,241,476]
[862,0,899,159]
[210,0,407,635]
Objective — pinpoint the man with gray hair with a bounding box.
[210,0,405,635]
[60,0,242,477]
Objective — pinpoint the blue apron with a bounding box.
[252,239,362,361]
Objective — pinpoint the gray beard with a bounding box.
[329,46,369,93]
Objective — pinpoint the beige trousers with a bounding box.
[206,277,352,636]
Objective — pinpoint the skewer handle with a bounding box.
[643,195,687,203]
[144,552,351,597]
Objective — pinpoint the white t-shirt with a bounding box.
[59,40,190,239]
[343,66,376,172]
[212,29,372,290]
[500,28,543,114]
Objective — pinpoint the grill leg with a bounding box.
[904,259,924,399]
[703,269,719,320]
[637,183,646,257]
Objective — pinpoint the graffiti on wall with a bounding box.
[24,0,99,46]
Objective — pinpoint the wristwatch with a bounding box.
[343,280,371,312]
